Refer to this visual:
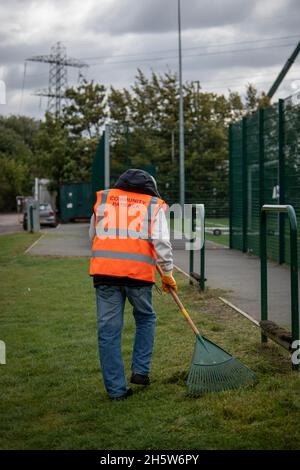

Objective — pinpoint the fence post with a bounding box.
[288,206,299,370]
[259,109,267,343]
[242,117,248,253]
[29,204,34,234]
[104,124,110,189]
[260,208,268,343]
[189,205,196,284]
[278,99,285,264]
[229,123,233,249]
[200,218,205,291]
[259,108,265,254]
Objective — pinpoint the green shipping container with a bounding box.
[59,182,93,222]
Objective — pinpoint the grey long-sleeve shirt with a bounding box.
[89,207,173,272]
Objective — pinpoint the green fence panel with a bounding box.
[105,125,229,217]
[246,112,260,256]
[284,98,300,266]
[230,121,243,250]
[264,105,280,262]
[230,95,300,268]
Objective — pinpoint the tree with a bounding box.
[106,70,243,209]
[63,80,107,138]
[34,113,71,189]
[33,81,108,188]
[245,83,270,113]
[0,154,31,211]
[1,115,39,151]
[0,117,38,211]
[0,71,273,215]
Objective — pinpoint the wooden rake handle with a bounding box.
[156,264,200,337]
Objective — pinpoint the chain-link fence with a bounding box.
[230,94,300,265]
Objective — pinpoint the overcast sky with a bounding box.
[0,0,299,119]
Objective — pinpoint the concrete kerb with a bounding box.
[24,232,47,254]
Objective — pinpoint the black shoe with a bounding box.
[109,388,133,401]
[130,373,150,386]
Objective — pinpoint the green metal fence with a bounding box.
[229,96,300,266]
[229,120,243,250]
[95,124,229,217]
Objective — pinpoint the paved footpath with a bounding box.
[0,213,23,235]
[27,223,299,329]
[28,223,91,256]
[172,234,299,329]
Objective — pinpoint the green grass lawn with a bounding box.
[1,233,300,450]
[205,218,229,227]
[205,233,229,246]
[205,218,229,246]
[169,217,229,246]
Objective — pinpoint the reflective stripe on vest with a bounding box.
[91,250,157,265]
[94,228,151,240]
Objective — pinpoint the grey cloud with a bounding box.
[244,0,300,37]
[0,43,52,66]
[0,0,298,118]
[87,0,256,35]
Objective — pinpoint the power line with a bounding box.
[81,35,299,62]
[88,42,297,67]
[18,36,299,113]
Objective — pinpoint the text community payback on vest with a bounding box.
[95,190,163,240]
[90,189,164,283]
[90,190,204,282]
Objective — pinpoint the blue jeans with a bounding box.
[95,285,156,398]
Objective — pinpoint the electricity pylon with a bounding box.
[27,42,88,116]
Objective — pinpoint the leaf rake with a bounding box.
[157,266,257,395]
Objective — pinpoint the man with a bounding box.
[89,169,177,401]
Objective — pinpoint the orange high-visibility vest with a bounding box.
[90,188,166,283]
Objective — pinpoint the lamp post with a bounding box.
[178,0,185,207]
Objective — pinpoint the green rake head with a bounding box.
[187,335,257,395]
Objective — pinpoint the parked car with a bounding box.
[23,203,57,230]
